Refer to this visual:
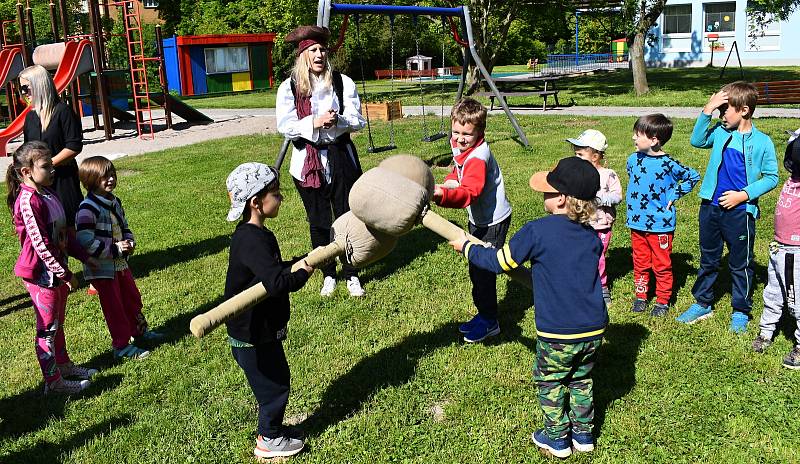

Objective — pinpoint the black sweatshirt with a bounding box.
[224,223,310,344]
[24,100,83,176]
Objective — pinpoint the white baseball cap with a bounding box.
[225,162,279,221]
[566,129,608,153]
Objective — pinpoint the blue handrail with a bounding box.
[330,3,464,17]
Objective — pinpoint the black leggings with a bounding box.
[293,143,361,279]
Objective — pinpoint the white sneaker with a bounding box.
[44,378,90,395]
[346,277,365,297]
[320,276,336,297]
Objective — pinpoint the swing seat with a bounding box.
[422,132,448,143]
[368,144,398,153]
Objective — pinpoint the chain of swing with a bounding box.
[352,14,450,153]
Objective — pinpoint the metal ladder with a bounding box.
[115,0,157,139]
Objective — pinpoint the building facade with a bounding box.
[644,0,800,67]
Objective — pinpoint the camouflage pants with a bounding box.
[534,339,602,440]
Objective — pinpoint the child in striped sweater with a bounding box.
[76,156,162,360]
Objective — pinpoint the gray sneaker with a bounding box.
[254,434,304,458]
[44,378,90,395]
[752,335,772,353]
[631,298,647,313]
[57,362,98,380]
[650,303,669,317]
[782,346,800,370]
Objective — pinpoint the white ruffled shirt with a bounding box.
[276,73,366,183]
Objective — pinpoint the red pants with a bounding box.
[91,268,147,350]
[631,230,673,305]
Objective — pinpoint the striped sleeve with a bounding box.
[464,222,538,274]
[76,204,118,259]
[19,190,70,280]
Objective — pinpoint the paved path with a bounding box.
[2,104,797,176]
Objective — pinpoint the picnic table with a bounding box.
[476,75,562,111]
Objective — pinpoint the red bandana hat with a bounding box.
[285,25,331,54]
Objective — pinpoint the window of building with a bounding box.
[705,2,736,33]
[663,4,692,34]
[746,9,781,51]
[204,47,250,74]
[143,0,158,8]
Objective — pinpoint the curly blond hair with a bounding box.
[565,196,597,224]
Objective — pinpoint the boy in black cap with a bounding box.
[450,157,608,458]
[752,132,800,369]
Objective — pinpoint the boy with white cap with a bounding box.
[567,129,622,306]
[224,162,315,459]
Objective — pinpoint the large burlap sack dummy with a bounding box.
[331,211,397,267]
[190,212,396,338]
[350,155,533,288]
[349,166,429,237]
[378,155,435,199]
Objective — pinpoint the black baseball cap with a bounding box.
[529,157,600,200]
[785,136,800,176]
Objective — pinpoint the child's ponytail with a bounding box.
[6,141,53,213]
[6,164,21,213]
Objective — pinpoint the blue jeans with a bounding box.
[691,202,756,313]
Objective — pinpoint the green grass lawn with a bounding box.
[2,114,800,463]
[178,66,800,111]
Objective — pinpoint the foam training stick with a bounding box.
[419,209,531,288]
[189,242,341,338]
[190,212,397,338]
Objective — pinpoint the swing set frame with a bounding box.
[274,0,530,170]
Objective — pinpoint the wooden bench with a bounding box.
[753,80,800,105]
[476,90,560,111]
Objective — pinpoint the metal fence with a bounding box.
[532,53,629,76]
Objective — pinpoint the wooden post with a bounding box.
[155,25,172,129]
[48,1,59,40]
[25,2,36,50]
[16,2,30,67]
[87,0,112,139]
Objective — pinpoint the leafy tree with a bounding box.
[622,0,666,96]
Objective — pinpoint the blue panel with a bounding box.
[162,36,182,95]
[189,45,208,95]
[330,3,463,17]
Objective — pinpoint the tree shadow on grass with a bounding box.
[1,415,132,463]
[300,321,461,438]
[0,374,124,439]
[127,234,230,280]
[594,322,650,438]
[0,292,28,318]
[301,275,534,438]
[359,227,449,285]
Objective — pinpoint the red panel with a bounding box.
[178,44,194,96]
[176,33,276,46]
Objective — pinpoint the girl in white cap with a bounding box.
[567,129,622,306]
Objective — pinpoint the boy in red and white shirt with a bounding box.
[433,98,512,343]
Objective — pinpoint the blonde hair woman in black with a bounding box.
[19,65,83,229]
[276,25,367,298]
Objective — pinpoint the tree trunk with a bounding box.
[630,31,649,96]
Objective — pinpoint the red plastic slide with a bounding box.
[0,40,93,156]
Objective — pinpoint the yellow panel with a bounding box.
[231,72,252,91]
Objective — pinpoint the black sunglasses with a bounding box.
[19,84,30,95]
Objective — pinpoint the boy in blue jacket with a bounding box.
[450,157,607,458]
[677,81,779,333]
